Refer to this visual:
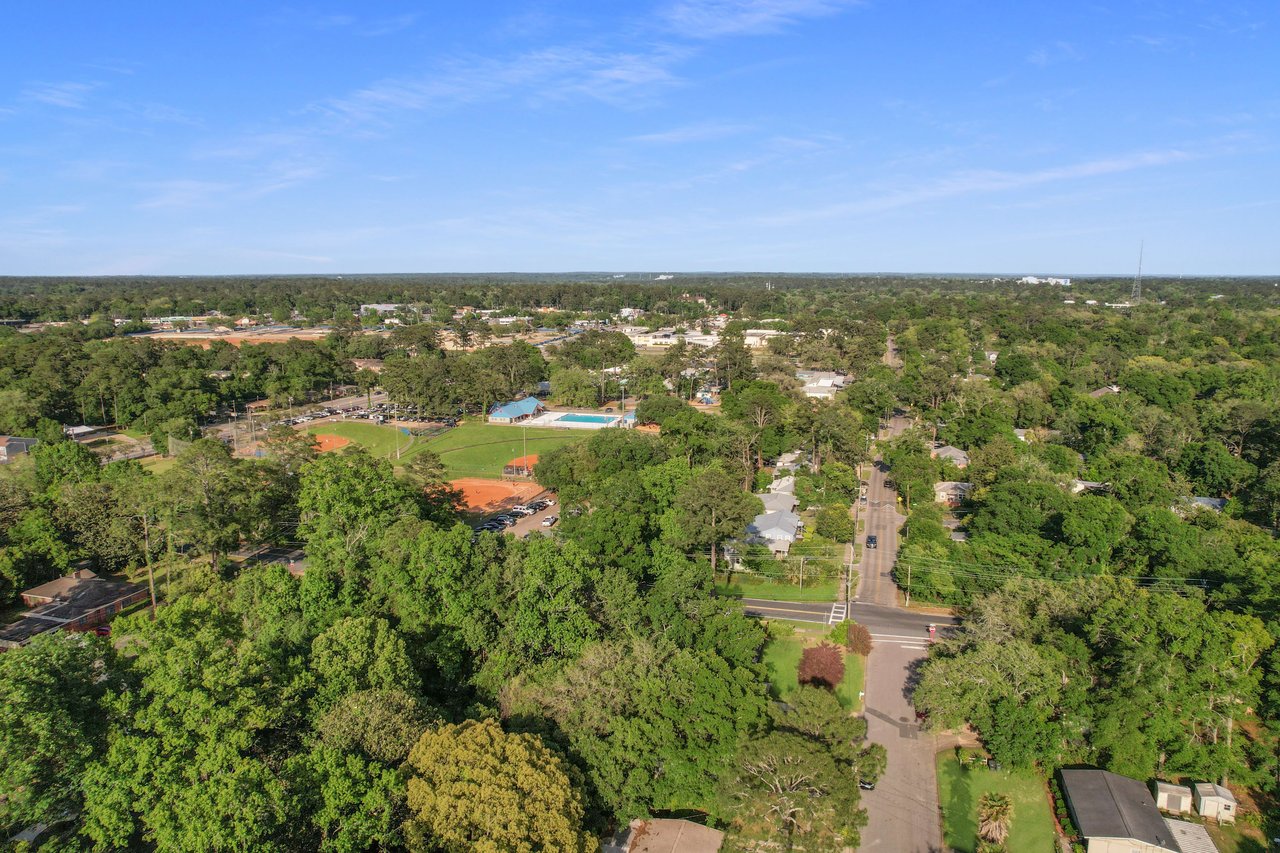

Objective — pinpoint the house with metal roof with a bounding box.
[1060,769,1182,853]
[487,398,546,424]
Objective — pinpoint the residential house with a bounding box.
[1089,384,1121,399]
[934,481,974,507]
[768,475,796,495]
[1153,782,1193,815]
[773,450,802,472]
[795,370,848,399]
[932,444,970,468]
[746,511,801,556]
[487,398,546,424]
[1192,783,1236,824]
[1071,479,1109,495]
[1059,769,1181,853]
[0,436,38,463]
[1189,497,1228,513]
[601,818,723,853]
[758,492,797,513]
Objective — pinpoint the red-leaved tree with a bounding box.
[798,642,845,690]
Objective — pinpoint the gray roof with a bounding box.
[1193,782,1235,803]
[757,492,797,513]
[1190,497,1228,512]
[934,445,970,464]
[1061,769,1180,851]
[1162,819,1217,853]
[768,475,796,495]
[747,511,800,541]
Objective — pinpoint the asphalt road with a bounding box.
[855,411,947,853]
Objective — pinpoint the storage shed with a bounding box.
[1152,782,1192,815]
[1192,782,1236,824]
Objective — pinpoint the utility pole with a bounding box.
[904,562,912,608]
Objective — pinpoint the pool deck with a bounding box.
[520,410,633,430]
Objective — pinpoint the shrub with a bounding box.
[846,622,873,656]
[798,642,845,690]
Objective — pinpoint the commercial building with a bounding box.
[0,570,148,650]
[0,435,38,463]
[487,398,546,424]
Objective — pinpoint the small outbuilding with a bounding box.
[1153,781,1193,815]
[1192,782,1236,824]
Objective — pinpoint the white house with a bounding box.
[742,329,786,348]
[746,511,801,556]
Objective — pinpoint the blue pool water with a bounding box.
[556,413,618,424]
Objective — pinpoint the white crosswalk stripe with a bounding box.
[827,602,848,624]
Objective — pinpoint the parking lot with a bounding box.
[472,495,560,540]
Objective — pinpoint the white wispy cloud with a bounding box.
[1027,41,1081,67]
[627,120,752,144]
[759,147,1196,225]
[661,0,859,38]
[22,81,100,109]
[317,45,687,126]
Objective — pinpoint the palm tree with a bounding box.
[977,792,1013,847]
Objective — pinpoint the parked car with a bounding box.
[541,515,559,527]
[858,779,876,791]
[866,534,878,549]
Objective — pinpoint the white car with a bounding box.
[541,515,559,527]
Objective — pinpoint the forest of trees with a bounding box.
[4,273,1280,846]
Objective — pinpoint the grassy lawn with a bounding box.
[761,624,864,712]
[420,421,588,478]
[1207,822,1271,853]
[140,456,177,474]
[936,750,1057,853]
[717,574,840,602]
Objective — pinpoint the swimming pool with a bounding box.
[556,413,618,424]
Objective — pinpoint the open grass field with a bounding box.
[717,574,840,602]
[762,624,864,712]
[305,419,588,477]
[306,421,419,459]
[420,421,587,478]
[936,750,1057,853]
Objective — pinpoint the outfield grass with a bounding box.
[717,574,840,602]
[306,421,420,459]
[936,750,1057,853]
[762,625,864,711]
[305,419,590,477]
[421,421,588,478]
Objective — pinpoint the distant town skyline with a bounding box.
[2,1,1277,275]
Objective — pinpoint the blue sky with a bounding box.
[1,1,1276,275]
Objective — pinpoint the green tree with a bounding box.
[403,719,594,853]
[673,465,763,572]
[309,616,422,713]
[815,503,854,542]
[0,634,117,837]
